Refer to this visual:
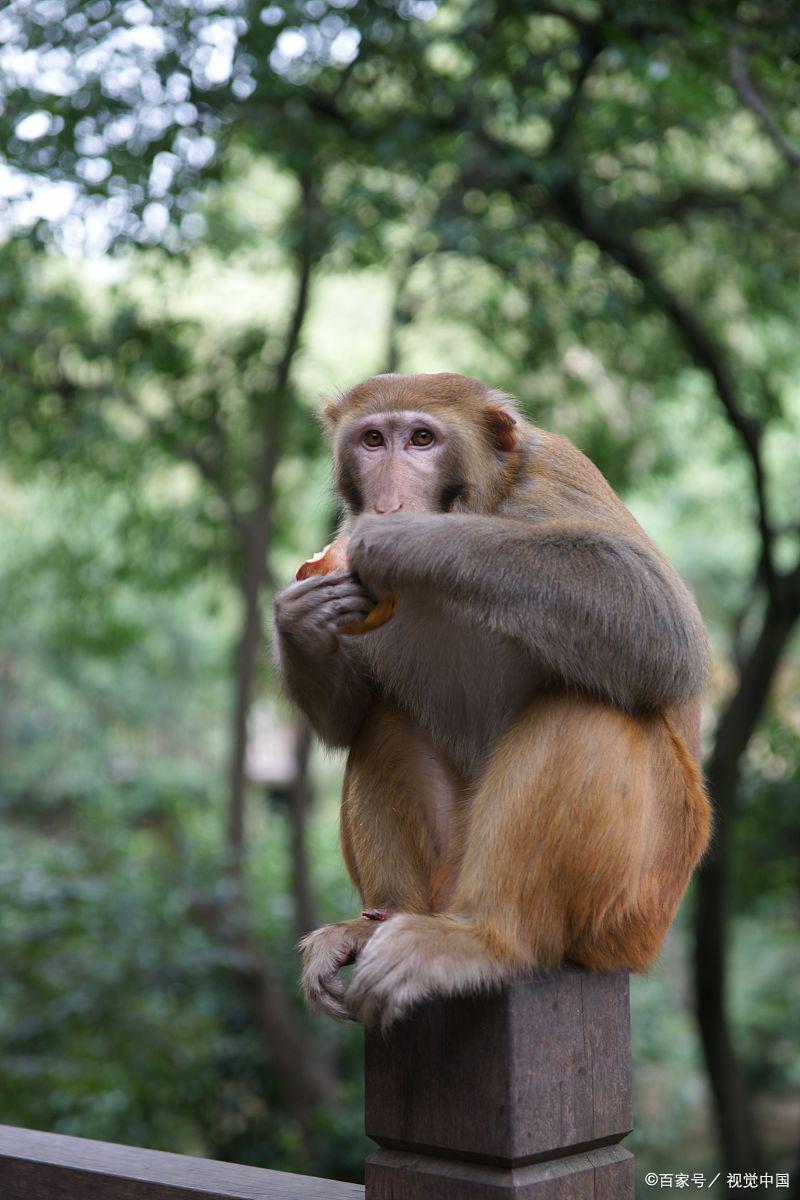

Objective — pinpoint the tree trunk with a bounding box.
[694,595,799,1174]
[286,719,318,938]
[216,179,330,1146]
[190,887,337,1146]
[545,173,798,1180]
[227,175,316,877]
[219,523,336,1153]
[227,523,269,877]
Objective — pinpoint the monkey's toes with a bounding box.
[346,920,431,1031]
[302,957,353,1022]
[299,923,359,1023]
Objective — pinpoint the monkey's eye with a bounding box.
[410,428,435,447]
[361,430,385,448]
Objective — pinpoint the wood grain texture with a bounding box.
[0,1125,364,1200]
[365,1145,634,1198]
[1,971,634,1200]
[365,969,632,1167]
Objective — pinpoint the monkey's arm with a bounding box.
[273,572,374,747]
[348,513,707,713]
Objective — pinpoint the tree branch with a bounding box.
[619,182,782,228]
[252,174,317,515]
[383,248,423,374]
[153,411,244,535]
[275,177,316,400]
[534,4,675,42]
[227,175,320,877]
[694,583,800,1171]
[550,179,777,583]
[532,4,599,36]
[730,43,800,170]
[190,886,336,1145]
[547,19,604,154]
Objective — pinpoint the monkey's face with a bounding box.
[326,374,520,516]
[337,410,452,515]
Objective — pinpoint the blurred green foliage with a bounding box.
[0,0,798,1192]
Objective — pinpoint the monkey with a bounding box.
[272,372,711,1029]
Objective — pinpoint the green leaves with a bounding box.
[1,0,799,1182]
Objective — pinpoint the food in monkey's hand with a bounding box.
[296,538,398,635]
[295,539,351,579]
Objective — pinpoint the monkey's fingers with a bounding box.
[285,581,374,624]
[317,966,361,1023]
[328,589,378,617]
[307,975,353,1023]
[280,571,356,606]
[299,925,359,1023]
[319,595,375,632]
[340,595,399,636]
[334,612,372,631]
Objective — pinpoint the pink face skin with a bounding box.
[346,410,449,514]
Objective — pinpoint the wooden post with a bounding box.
[364,968,634,1199]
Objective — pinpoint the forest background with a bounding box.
[0,2,798,1195]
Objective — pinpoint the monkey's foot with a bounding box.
[346,913,511,1031]
[299,916,386,1022]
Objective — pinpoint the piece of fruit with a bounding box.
[295,538,350,581]
[295,538,397,634]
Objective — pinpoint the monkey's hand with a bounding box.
[348,513,450,600]
[274,571,377,657]
[347,514,415,597]
[346,913,510,1031]
[299,914,389,1022]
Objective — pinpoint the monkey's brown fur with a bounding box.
[275,372,711,1028]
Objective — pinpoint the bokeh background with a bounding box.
[0,1,798,1195]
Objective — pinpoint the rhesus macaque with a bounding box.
[273,372,711,1028]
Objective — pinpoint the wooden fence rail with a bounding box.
[0,1125,364,1200]
[0,968,633,1199]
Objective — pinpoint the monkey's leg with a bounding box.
[567,703,710,971]
[302,699,465,1021]
[347,694,709,1028]
[340,699,464,912]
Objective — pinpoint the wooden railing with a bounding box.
[0,968,633,1199]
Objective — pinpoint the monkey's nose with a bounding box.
[375,501,403,514]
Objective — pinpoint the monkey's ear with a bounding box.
[484,394,518,452]
[319,392,344,435]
